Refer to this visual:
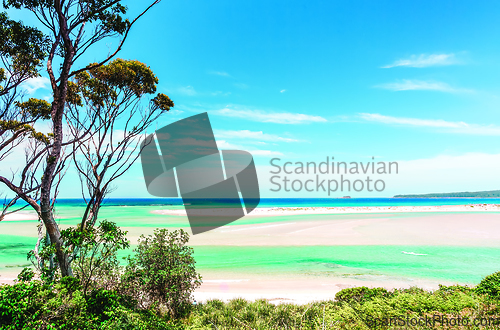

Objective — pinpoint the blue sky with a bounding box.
[8,0,500,197]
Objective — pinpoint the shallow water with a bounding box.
[1,198,500,285]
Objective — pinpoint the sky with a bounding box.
[6,0,500,198]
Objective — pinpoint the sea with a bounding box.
[1,198,500,285]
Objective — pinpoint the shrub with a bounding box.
[0,280,47,328]
[335,286,390,304]
[16,267,35,283]
[476,271,500,298]
[62,220,129,296]
[123,228,202,318]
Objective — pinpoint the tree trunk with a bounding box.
[40,42,75,276]
[39,91,73,277]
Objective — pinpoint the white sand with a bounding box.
[193,273,453,305]
[142,207,500,247]
[1,212,38,221]
[152,204,500,217]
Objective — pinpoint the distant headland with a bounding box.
[394,190,500,198]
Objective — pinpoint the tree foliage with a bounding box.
[66,59,173,230]
[123,229,202,318]
[63,220,129,295]
[476,271,500,298]
[0,11,48,94]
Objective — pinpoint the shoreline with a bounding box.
[193,271,458,304]
[0,269,456,305]
[152,204,500,217]
[3,203,500,222]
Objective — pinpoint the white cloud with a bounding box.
[375,79,471,93]
[214,129,299,142]
[234,83,249,89]
[210,91,231,96]
[386,152,500,195]
[248,150,284,156]
[166,86,231,97]
[176,85,197,96]
[216,139,283,157]
[208,71,231,77]
[23,76,50,94]
[359,113,500,135]
[382,53,460,68]
[167,109,184,116]
[214,108,327,124]
[216,140,242,150]
[280,89,286,93]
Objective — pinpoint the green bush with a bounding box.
[476,271,500,297]
[0,280,47,328]
[335,286,391,303]
[0,279,183,330]
[63,220,130,296]
[123,229,202,318]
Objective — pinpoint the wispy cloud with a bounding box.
[167,109,184,116]
[215,129,299,142]
[234,83,249,89]
[176,85,197,96]
[208,70,231,77]
[382,53,460,68]
[211,91,231,96]
[216,140,283,156]
[375,79,472,93]
[359,113,500,135]
[280,89,286,93]
[23,76,50,94]
[214,108,327,124]
[166,86,231,97]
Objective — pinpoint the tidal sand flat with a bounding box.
[1,201,500,303]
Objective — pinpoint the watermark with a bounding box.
[269,157,398,195]
[366,314,500,328]
[140,112,260,234]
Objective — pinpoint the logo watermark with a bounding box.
[140,112,260,234]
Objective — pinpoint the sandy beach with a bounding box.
[146,205,500,247]
[152,203,500,217]
[193,272,450,304]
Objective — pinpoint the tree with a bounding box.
[0,0,162,277]
[67,58,173,231]
[0,12,51,218]
[123,229,202,318]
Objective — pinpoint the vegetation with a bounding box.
[395,190,500,198]
[1,226,200,329]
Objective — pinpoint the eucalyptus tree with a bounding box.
[0,0,162,277]
[67,58,173,231]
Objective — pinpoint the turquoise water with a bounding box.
[1,198,500,285]
[2,236,499,284]
[193,245,500,284]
